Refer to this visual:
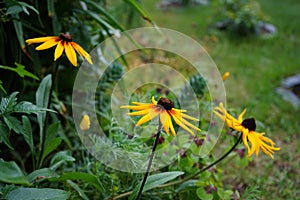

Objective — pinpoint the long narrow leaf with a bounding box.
[124,0,153,24]
[129,171,184,200]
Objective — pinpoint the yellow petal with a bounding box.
[171,110,200,131]
[159,111,170,135]
[35,38,59,50]
[127,109,149,116]
[65,42,77,66]
[181,112,199,121]
[136,109,159,126]
[26,36,58,44]
[80,114,90,130]
[120,104,153,110]
[152,96,157,105]
[238,108,247,123]
[168,115,176,136]
[71,42,93,64]
[172,114,195,135]
[54,41,64,61]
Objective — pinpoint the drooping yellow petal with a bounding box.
[26,36,58,44]
[172,114,195,135]
[35,38,59,50]
[222,72,230,81]
[54,41,64,61]
[171,110,200,131]
[136,109,159,126]
[65,42,77,66]
[71,42,93,64]
[181,112,199,121]
[168,115,176,136]
[159,111,170,135]
[80,114,90,131]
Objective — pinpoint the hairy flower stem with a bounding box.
[135,122,162,200]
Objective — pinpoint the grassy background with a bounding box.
[139,0,300,198]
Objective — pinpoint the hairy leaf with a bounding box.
[7,188,70,200]
[0,159,30,185]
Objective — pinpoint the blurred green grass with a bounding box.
[141,0,300,198]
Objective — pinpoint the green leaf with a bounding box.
[41,138,62,162]
[13,101,54,114]
[21,116,34,153]
[0,92,19,115]
[0,63,39,80]
[7,188,70,200]
[0,80,7,94]
[0,120,13,149]
[67,180,89,200]
[27,168,55,183]
[3,116,25,134]
[196,188,213,200]
[0,159,30,185]
[129,171,184,200]
[6,0,39,15]
[124,0,153,24]
[48,172,104,192]
[36,74,52,151]
[45,122,59,146]
[50,151,75,171]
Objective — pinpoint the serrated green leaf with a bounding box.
[7,188,70,200]
[129,171,184,200]
[0,92,19,115]
[0,158,30,185]
[48,172,104,191]
[0,63,39,80]
[50,151,75,171]
[41,138,62,162]
[13,101,54,114]
[0,120,13,149]
[3,116,25,134]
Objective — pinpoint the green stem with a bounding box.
[135,122,162,200]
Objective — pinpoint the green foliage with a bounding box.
[0,159,30,186]
[6,188,70,200]
[129,171,184,200]
[242,186,261,200]
[217,0,267,36]
[0,63,39,80]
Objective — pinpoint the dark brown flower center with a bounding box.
[59,33,72,42]
[157,97,174,110]
[241,118,256,131]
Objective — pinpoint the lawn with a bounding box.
[141,0,300,198]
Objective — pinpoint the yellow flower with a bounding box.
[121,97,200,136]
[222,72,230,81]
[214,103,280,159]
[80,114,90,131]
[26,33,92,67]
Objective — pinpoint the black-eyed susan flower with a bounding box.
[121,96,200,136]
[214,102,280,159]
[26,33,92,67]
